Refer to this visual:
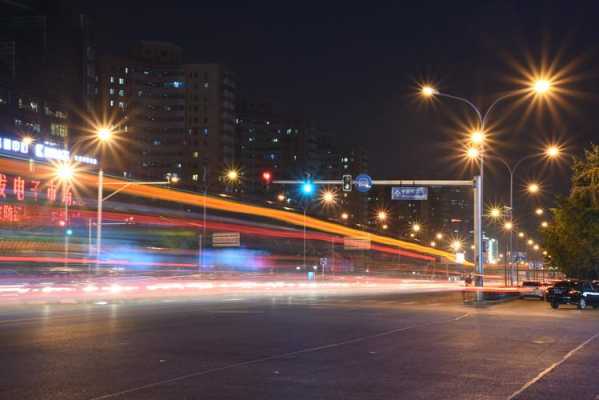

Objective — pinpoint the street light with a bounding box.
[341,212,349,220]
[545,145,561,159]
[541,221,549,228]
[376,210,388,222]
[535,208,544,216]
[528,182,541,194]
[430,241,436,247]
[436,232,444,240]
[320,189,337,206]
[451,240,462,252]
[466,147,480,160]
[503,221,513,231]
[412,223,421,232]
[518,232,525,238]
[97,127,113,142]
[277,193,286,202]
[470,130,486,145]
[225,168,240,183]
[421,85,437,97]
[532,79,552,95]
[489,207,502,219]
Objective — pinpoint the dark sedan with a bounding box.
[546,280,599,309]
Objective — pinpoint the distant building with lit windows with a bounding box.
[0,1,97,147]
[97,42,236,189]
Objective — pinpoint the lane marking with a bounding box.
[507,331,599,400]
[88,312,470,400]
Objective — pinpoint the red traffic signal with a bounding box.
[261,171,272,183]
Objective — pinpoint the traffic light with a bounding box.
[261,171,272,185]
[301,181,314,196]
[342,174,352,192]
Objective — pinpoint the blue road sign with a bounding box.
[391,186,428,200]
[355,174,372,193]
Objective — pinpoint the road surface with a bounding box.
[1,290,598,400]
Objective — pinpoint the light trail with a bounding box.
[0,157,470,265]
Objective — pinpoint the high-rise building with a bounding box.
[0,1,97,145]
[236,100,318,194]
[183,64,236,189]
[97,42,236,189]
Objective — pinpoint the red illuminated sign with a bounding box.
[0,173,73,205]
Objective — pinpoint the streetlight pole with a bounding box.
[423,90,514,288]
[494,146,558,285]
[494,154,534,285]
[96,168,103,267]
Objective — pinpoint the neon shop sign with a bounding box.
[1,136,98,166]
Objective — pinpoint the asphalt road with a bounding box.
[1,290,598,400]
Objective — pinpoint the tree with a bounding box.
[542,144,599,279]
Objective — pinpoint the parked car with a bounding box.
[546,280,599,309]
[520,281,546,300]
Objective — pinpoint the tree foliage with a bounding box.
[542,144,599,279]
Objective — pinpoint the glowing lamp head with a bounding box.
[341,212,349,220]
[97,127,113,142]
[277,193,286,202]
[528,183,540,194]
[382,224,388,230]
[22,136,33,145]
[430,241,436,247]
[56,163,75,182]
[421,85,437,97]
[436,232,443,240]
[376,210,388,221]
[504,221,513,231]
[451,240,462,251]
[226,169,239,182]
[470,130,485,145]
[466,147,480,160]
[546,145,560,158]
[533,79,551,95]
[489,208,501,218]
[321,190,336,204]
[518,232,525,238]
[541,221,549,228]
[535,208,544,216]
[412,223,421,232]
[527,239,534,245]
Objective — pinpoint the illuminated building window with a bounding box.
[193,151,199,158]
[118,78,125,85]
[192,174,199,181]
[118,89,125,97]
[110,76,114,83]
[124,67,129,74]
[118,101,125,109]
[109,88,115,95]
[109,100,114,107]
[50,123,68,138]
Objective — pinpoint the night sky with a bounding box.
[84,1,599,218]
